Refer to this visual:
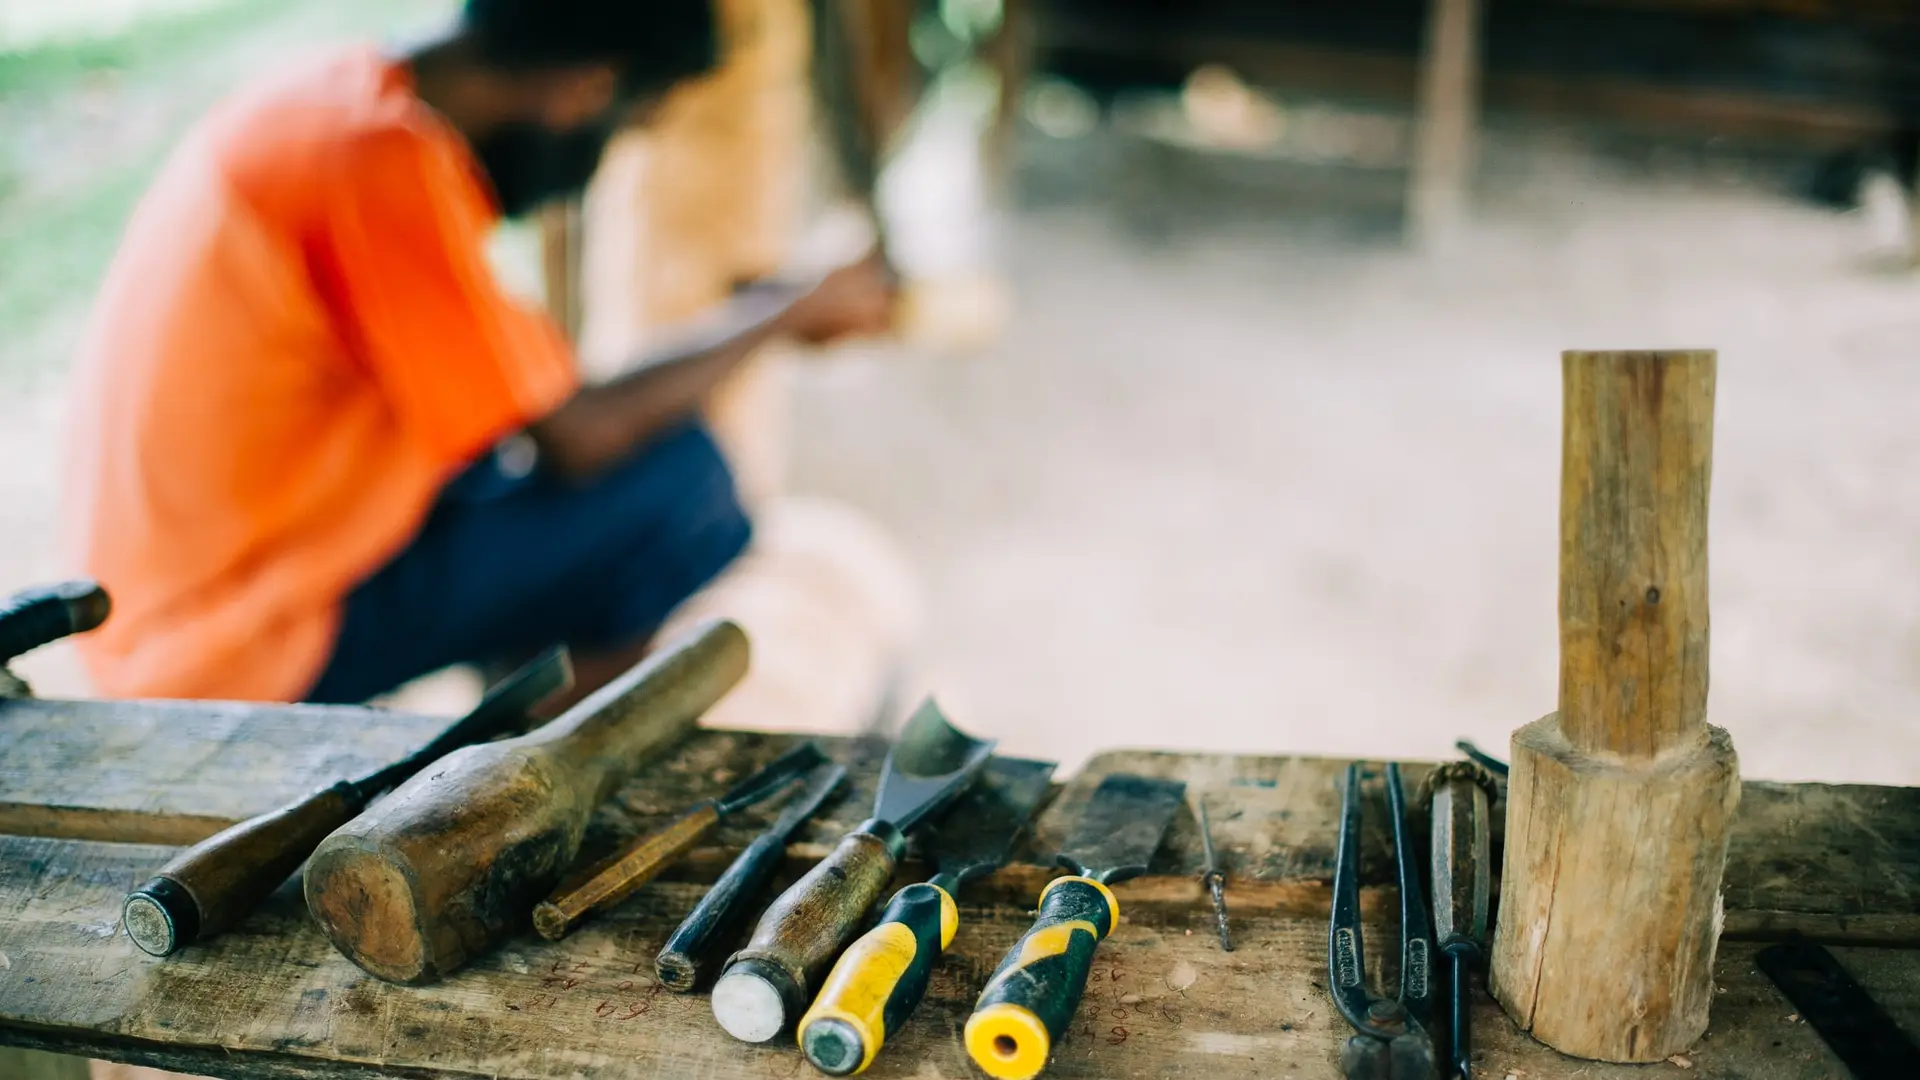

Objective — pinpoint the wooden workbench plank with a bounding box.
[6,708,1917,941]
[1064,749,1920,943]
[0,698,447,845]
[0,834,1906,1080]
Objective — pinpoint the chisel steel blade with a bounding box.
[1057,774,1187,884]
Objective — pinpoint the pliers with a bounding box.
[1329,763,1439,1080]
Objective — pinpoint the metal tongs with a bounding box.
[1329,763,1439,1080]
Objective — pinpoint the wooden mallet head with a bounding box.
[304,619,749,984]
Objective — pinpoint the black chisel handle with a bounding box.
[656,827,787,992]
[0,580,110,667]
[123,782,366,956]
[965,876,1117,1080]
[799,881,955,1075]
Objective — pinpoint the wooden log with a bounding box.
[1490,349,1741,1062]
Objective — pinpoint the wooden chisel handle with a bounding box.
[123,782,365,957]
[532,802,722,940]
[710,822,902,1043]
[798,881,956,1075]
[965,876,1118,1080]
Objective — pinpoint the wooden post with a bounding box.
[1489,350,1741,1062]
[1407,0,1483,247]
[539,198,584,343]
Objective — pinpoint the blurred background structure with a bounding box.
[4,0,1920,785]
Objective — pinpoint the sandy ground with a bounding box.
[785,130,1920,784]
[5,95,1918,785]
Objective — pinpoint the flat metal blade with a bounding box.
[921,757,1057,883]
[357,648,572,796]
[1058,774,1187,885]
[765,762,851,841]
[715,743,830,817]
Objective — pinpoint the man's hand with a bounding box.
[780,253,895,345]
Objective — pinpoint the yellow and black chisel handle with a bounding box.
[964,876,1118,1080]
[797,880,958,1075]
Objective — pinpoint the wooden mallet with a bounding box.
[305,618,749,984]
[1490,349,1741,1061]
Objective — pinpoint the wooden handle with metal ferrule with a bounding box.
[532,803,722,940]
[798,882,957,1075]
[709,822,902,1043]
[122,782,365,957]
[965,876,1119,1080]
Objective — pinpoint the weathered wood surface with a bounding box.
[0,698,445,845]
[1494,349,1737,1062]
[3,832,1915,1080]
[4,706,1917,941]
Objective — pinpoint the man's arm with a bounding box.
[527,255,892,478]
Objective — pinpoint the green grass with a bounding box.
[0,1,267,97]
[0,0,453,383]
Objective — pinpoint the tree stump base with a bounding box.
[1490,714,1740,1061]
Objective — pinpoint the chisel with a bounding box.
[965,773,1187,1080]
[799,756,1057,1076]
[1427,761,1499,1080]
[656,760,849,992]
[710,700,996,1043]
[122,648,571,957]
[532,742,828,940]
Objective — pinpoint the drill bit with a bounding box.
[1198,799,1234,952]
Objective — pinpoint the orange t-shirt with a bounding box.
[64,47,579,701]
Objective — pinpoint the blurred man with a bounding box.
[63,0,893,708]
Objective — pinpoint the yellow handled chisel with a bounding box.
[797,757,1057,1075]
[963,773,1187,1080]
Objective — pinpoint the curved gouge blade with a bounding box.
[874,699,997,833]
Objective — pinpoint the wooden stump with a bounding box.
[1489,350,1741,1062]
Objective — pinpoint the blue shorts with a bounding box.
[304,421,752,704]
